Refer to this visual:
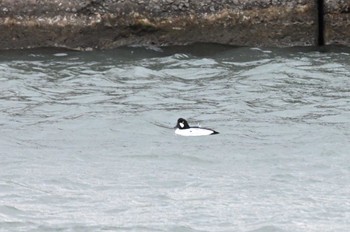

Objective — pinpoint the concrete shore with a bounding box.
[0,0,349,50]
[324,0,350,46]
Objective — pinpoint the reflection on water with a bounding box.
[0,45,349,231]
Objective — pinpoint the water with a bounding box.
[0,44,349,232]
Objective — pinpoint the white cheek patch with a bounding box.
[179,122,184,128]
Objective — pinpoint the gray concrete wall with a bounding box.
[0,0,348,50]
[324,0,350,46]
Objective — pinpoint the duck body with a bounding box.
[174,118,219,136]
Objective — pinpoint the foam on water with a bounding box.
[0,45,349,232]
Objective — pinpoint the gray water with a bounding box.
[0,44,349,232]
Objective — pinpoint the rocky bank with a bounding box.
[0,0,348,50]
[324,0,350,46]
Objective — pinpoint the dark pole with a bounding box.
[317,0,325,46]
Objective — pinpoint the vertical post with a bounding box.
[317,0,325,46]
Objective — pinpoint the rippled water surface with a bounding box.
[1,44,350,232]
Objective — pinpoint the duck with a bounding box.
[174,118,219,136]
